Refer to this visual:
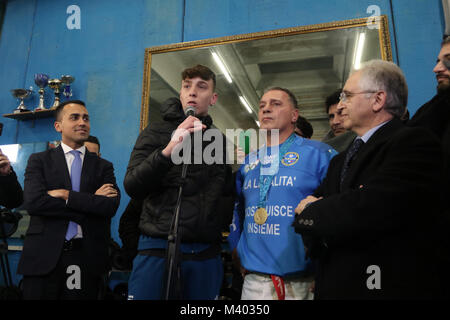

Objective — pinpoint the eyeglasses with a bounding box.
[339,91,377,102]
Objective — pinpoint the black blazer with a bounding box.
[17,145,120,276]
[294,118,445,299]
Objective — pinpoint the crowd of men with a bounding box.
[0,37,449,300]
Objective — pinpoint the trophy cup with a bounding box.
[34,73,49,111]
[48,78,62,109]
[60,75,75,99]
[11,88,33,113]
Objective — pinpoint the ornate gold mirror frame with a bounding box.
[140,16,392,138]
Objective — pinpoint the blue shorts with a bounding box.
[127,254,223,300]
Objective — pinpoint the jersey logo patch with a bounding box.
[281,152,299,166]
[244,159,260,173]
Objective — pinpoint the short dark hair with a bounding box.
[296,116,314,138]
[264,87,299,110]
[55,100,86,120]
[86,135,100,151]
[181,65,216,90]
[325,89,341,113]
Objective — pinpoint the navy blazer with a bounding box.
[18,145,120,276]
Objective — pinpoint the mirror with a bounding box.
[141,16,392,141]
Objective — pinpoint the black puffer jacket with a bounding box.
[124,98,233,244]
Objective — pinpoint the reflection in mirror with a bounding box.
[142,16,392,142]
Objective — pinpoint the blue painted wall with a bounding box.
[0,0,445,282]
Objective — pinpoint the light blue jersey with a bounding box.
[229,135,336,276]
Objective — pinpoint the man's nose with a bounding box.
[332,115,340,124]
[188,87,197,96]
[260,104,271,112]
[78,118,88,126]
[434,60,447,74]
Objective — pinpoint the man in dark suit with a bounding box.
[407,36,450,298]
[293,60,445,299]
[17,100,120,299]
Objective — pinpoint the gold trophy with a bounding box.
[48,78,62,109]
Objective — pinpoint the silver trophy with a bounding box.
[61,75,75,99]
[48,78,62,109]
[11,88,33,113]
[34,73,49,111]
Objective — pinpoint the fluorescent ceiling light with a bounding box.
[212,52,232,83]
[239,96,253,114]
[354,32,366,70]
[255,120,260,127]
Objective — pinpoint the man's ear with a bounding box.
[372,91,387,113]
[54,121,62,133]
[210,93,218,106]
[292,108,299,123]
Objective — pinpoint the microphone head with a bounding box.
[184,106,196,117]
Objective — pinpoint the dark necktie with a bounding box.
[65,150,81,240]
[340,138,364,188]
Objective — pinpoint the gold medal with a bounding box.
[254,207,268,225]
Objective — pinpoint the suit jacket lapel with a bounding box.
[52,145,72,190]
[80,150,95,192]
[341,118,404,190]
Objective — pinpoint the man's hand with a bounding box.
[295,195,322,215]
[236,147,246,164]
[162,116,206,158]
[95,183,118,198]
[0,149,12,176]
[47,189,70,200]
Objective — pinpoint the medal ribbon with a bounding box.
[271,275,286,300]
[258,133,296,209]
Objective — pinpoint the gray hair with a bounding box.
[355,60,408,118]
[442,35,450,47]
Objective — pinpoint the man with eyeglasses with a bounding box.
[408,36,450,298]
[293,60,445,299]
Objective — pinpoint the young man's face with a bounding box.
[433,43,450,93]
[54,103,90,148]
[258,90,298,133]
[179,76,218,117]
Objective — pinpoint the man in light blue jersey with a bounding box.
[228,87,336,300]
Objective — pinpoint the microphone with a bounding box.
[184,105,196,117]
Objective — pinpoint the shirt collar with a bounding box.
[60,141,86,155]
[359,120,390,143]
